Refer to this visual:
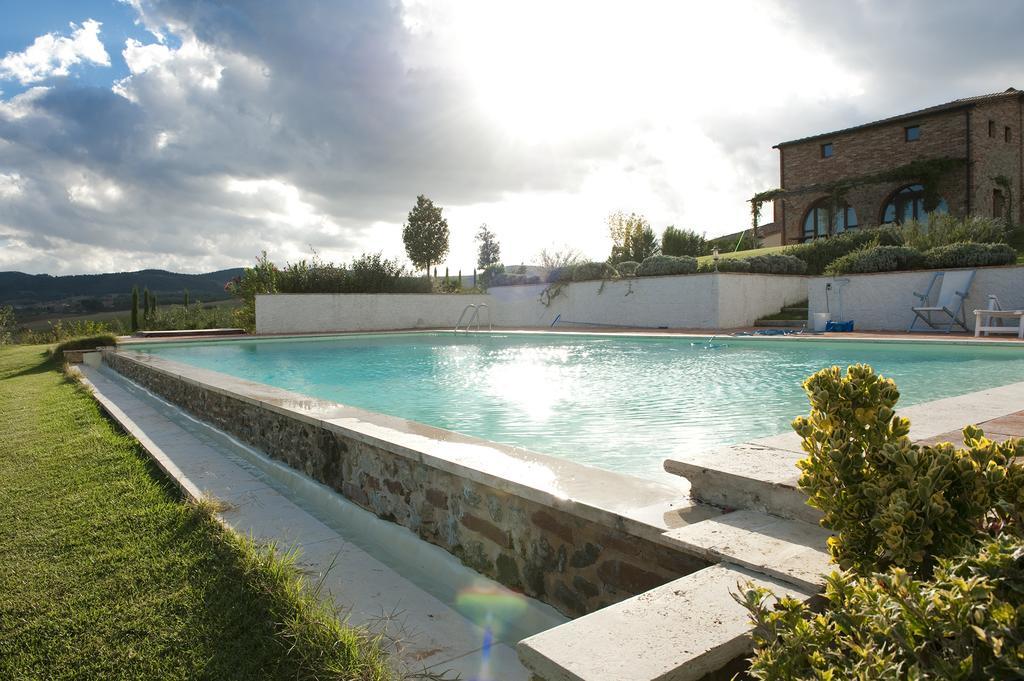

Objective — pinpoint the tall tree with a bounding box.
[130,286,140,332]
[607,212,659,263]
[143,288,151,320]
[662,226,709,257]
[475,224,501,269]
[627,225,660,261]
[402,195,449,278]
[183,289,190,307]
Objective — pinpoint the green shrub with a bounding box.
[825,244,925,274]
[793,364,1024,576]
[635,255,697,277]
[924,242,1017,269]
[741,536,1024,680]
[744,254,807,275]
[478,264,505,288]
[615,261,640,277]
[661,226,709,257]
[545,266,573,283]
[785,228,903,275]
[740,365,1024,679]
[143,303,239,331]
[54,334,117,354]
[698,258,752,273]
[901,214,1008,251]
[572,261,618,281]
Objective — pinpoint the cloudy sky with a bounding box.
[1,1,1023,275]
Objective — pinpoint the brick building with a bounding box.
[769,88,1023,245]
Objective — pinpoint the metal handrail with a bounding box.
[453,303,492,333]
[475,303,492,332]
[454,304,477,333]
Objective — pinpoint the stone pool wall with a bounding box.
[105,350,707,617]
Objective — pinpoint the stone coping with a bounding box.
[122,326,1024,348]
[108,348,709,546]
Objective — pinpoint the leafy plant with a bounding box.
[479,263,505,289]
[744,254,807,275]
[901,214,1008,251]
[825,244,926,275]
[661,226,709,257]
[741,536,1024,680]
[226,251,278,331]
[924,242,1017,269]
[402,194,449,278]
[698,258,752,273]
[572,261,618,281]
[616,261,640,277]
[793,364,1024,576]
[53,334,118,354]
[785,228,902,275]
[608,212,659,263]
[635,254,698,277]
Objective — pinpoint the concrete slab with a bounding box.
[77,365,539,679]
[517,563,812,681]
[660,510,832,592]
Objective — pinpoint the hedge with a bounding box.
[825,245,926,275]
[571,261,618,281]
[924,242,1017,269]
[615,261,640,277]
[635,255,697,276]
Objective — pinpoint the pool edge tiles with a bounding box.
[103,347,718,618]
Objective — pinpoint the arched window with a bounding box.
[881,184,949,225]
[802,199,858,241]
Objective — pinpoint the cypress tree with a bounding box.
[183,289,190,307]
[151,293,158,315]
[143,288,151,320]
[131,286,139,332]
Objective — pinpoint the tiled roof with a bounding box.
[775,87,1022,148]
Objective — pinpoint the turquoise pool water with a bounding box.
[135,333,1024,479]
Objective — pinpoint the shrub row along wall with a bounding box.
[103,350,707,618]
[256,273,807,334]
[808,265,1024,331]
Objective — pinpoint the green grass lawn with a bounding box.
[695,244,787,264]
[0,345,393,681]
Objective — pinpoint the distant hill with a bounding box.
[0,268,244,307]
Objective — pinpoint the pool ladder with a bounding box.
[454,304,491,333]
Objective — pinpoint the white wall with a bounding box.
[807,266,1024,331]
[257,293,490,334]
[256,273,808,334]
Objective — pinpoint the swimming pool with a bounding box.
[134,333,1024,479]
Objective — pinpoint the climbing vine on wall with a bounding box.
[993,174,1015,226]
[749,157,968,230]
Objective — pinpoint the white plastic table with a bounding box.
[974,309,1024,338]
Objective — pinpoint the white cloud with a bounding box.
[0,20,110,85]
[0,172,24,199]
[67,177,123,210]
[1,1,1023,275]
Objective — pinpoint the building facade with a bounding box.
[771,88,1023,245]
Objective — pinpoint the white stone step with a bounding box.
[663,444,819,524]
[516,563,813,681]
[659,510,832,592]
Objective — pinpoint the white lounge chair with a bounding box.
[908,270,976,333]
